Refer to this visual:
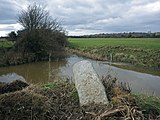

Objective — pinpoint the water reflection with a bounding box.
[92,62,160,96]
[0,58,68,84]
[0,54,160,96]
[0,73,25,83]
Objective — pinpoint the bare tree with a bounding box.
[15,4,67,60]
[18,4,61,31]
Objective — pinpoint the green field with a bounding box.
[68,38,160,69]
[0,38,13,48]
[69,38,160,49]
[0,42,13,48]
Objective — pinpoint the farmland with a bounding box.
[68,38,160,69]
[69,38,160,49]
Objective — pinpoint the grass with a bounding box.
[113,64,160,76]
[133,93,160,117]
[42,82,59,91]
[69,38,160,49]
[0,41,13,48]
[68,38,160,69]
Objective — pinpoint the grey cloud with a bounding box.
[0,0,18,24]
[0,27,14,31]
[0,0,160,36]
[29,0,160,34]
[0,20,16,24]
[47,0,134,34]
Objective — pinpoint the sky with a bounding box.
[0,0,160,36]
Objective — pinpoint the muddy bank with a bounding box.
[66,48,107,61]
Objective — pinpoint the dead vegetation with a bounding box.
[0,79,160,120]
[0,80,29,94]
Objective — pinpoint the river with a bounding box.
[0,54,160,96]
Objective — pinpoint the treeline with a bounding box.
[69,32,160,38]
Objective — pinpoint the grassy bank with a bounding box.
[68,38,160,69]
[0,41,13,48]
[0,79,160,119]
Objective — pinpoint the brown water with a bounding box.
[0,54,160,96]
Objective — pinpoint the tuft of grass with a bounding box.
[69,88,79,100]
[41,82,59,91]
[133,94,160,114]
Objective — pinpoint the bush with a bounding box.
[13,4,68,61]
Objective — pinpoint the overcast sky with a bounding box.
[0,0,160,36]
